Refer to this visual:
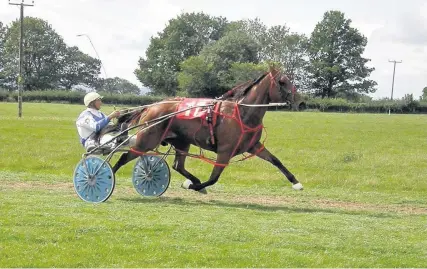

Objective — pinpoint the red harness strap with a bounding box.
[174,148,228,167]
[129,148,158,156]
[229,103,264,158]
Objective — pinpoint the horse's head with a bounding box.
[267,66,296,106]
[221,66,297,106]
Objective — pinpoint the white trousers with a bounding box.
[84,133,136,151]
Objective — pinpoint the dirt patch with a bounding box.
[1,181,72,191]
[2,181,426,215]
[310,199,427,215]
[161,189,427,215]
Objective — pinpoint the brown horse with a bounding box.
[111,66,303,193]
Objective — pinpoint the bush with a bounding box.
[100,93,163,106]
[3,90,164,106]
[0,89,8,101]
[303,98,427,114]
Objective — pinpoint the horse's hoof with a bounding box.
[181,179,192,190]
[292,183,303,190]
[198,188,208,194]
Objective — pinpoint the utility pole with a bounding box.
[8,0,34,118]
[77,34,108,79]
[388,59,402,115]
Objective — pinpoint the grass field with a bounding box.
[1,102,427,267]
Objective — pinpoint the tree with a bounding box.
[262,25,290,63]
[178,31,260,97]
[283,33,310,91]
[3,17,67,90]
[135,12,228,96]
[307,11,377,98]
[228,62,269,87]
[230,21,310,92]
[0,21,9,88]
[57,46,101,90]
[403,93,414,102]
[263,26,310,91]
[177,56,217,97]
[226,18,268,60]
[98,77,140,95]
[420,87,427,101]
[203,31,259,71]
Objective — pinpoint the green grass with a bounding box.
[1,102,427,267]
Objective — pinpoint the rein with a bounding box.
[117,100,183,117]
[117,100,290,118]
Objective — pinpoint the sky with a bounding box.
[1,0,426,99]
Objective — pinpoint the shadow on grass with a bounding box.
[117,196,396,219]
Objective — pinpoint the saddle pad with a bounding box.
[176,98,214,120]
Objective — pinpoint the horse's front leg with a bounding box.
[248,142,303,190]
[181,152,230,192]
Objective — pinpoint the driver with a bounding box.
[76,92,127,152]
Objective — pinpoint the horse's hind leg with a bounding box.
[248,142,303,190]
[112,121,171,174]
[169,140,207,194]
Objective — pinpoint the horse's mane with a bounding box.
[225,72,268,101]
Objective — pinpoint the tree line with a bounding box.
[135,10,377,100]
[0,18,140,95]
[1,10,378,100]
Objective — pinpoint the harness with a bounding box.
[125,70,293,167]
[130,100,265,167]
[205,104,217,145]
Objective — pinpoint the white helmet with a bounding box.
[84,92,103,107]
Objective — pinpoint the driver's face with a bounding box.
[94,98,102,110]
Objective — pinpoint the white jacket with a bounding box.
[76,108,111,145]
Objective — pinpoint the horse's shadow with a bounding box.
[116,196,395,219]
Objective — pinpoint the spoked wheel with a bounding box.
[132,155,171,197]
[73,156,115,203]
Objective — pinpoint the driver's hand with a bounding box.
[108,110,120,120]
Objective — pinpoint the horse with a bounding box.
[109,66,303,193]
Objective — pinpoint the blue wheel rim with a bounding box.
[132,155,170,197]
[73,156,115,203]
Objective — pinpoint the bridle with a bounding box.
[268,71,295,104]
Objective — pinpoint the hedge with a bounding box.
[2,90,427,114]
[1,90,164,106]
[303,98,427,114]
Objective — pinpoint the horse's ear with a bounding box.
[279,74,287,83]
[268,66,280,76]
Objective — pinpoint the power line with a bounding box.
[8,0,35,118]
